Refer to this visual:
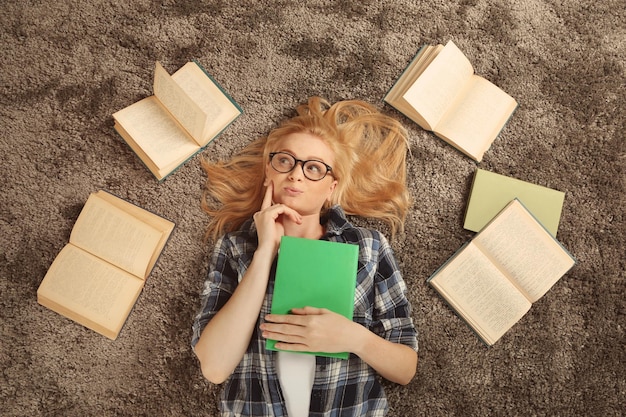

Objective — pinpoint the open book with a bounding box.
[37,191,175,340]
[113,61,242,180]
[384,40,518,161]
[428,199,575,346]
[267,236,359,359]
[464,169,565,237]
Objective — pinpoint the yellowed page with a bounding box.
[430,243,532,345]
[172,62,242,146]
[112,96,199,169]
[94,190,174,274]
[37,245,144,338]
[474,200,575,302]
[402,40,474,130]
[435,76,518,160]
[69,193,163,278]
[95,190,173,235]
[153,61,207,142]
[385,45,438,105]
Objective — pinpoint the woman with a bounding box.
[192,97,418,416]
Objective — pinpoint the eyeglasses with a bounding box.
[269,152,333,181]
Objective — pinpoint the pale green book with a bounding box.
[464,169,565,237]
[266,236,359,359]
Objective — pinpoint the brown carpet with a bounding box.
[1,1,624,416]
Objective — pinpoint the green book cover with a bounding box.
[464,169,565,237]
[266,236,359,359]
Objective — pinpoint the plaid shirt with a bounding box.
[192,205,418,416]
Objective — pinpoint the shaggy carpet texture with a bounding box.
[1,1,624,416]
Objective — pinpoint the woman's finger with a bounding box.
[290,306,325,315]
[261,181,274,210]
[278,205,303,224]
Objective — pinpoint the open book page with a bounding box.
[435,76,518,160]
[172,62,242,147]
[402,45,442,87]
[384,45,443,127]
[402,40,474,130]
[385,46,438,104]
[474,200,576,302]
[69,193,164,279]
[38,245,144,337]
[113,96,200,169]
[430,242,532,345]
[94,191,174,274]
[153,62,207,143]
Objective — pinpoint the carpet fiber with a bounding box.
[1,1,624,416]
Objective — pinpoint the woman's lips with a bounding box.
[283,186,302,196]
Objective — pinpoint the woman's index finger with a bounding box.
[261,181,273,209]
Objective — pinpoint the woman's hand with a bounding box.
[261,306,418,385]
[253,181,302,256]
[261,307,358,354]
[194,182,302,384]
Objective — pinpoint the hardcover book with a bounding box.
[464,169,565,237]
[113,61,242,180]
[428,199,575,346]
[37,190,175,340]
[267,236,359,359]
[385,40,518,162]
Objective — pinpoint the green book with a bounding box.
[266,236,359,359]
[464,169,565,237]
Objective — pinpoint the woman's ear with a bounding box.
[326,180,338,202]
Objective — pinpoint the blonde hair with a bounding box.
[201,97,410,241]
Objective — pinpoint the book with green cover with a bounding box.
[464,169,565,237]
[266,236,359,359]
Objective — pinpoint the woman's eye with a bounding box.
[307,163,323,173]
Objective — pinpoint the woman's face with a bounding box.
[265,132,338,217]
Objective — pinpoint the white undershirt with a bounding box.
[275,351,316,417]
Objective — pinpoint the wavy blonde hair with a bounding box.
[201,97,410,241]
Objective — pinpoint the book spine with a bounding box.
[383,44,429,103]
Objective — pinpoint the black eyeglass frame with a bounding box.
[269,152,333,181]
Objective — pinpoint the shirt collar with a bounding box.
[322,205,353,237]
